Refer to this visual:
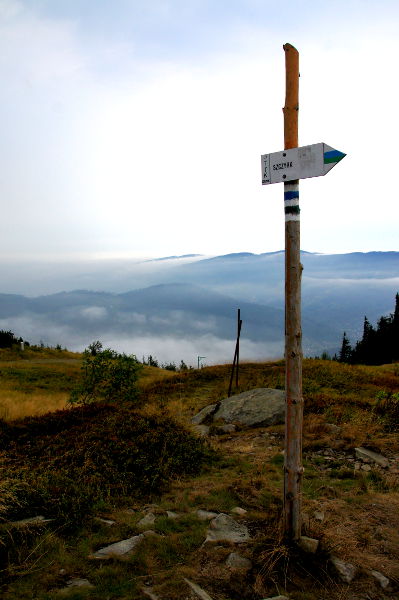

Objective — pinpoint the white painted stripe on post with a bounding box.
[285,214,300,222]
[284,199,300,207]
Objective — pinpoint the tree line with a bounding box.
[339,293,399,365]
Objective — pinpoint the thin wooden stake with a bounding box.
[283,43,304,541]
[228,309,242,397]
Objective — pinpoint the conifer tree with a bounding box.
[339,331,352,363]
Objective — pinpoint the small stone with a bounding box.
[330,555,357,583]
[166,510,179,519]
[89,534,145,559]
[184,578,214,600]
[231,506,247,516]
[137,512,156,528]
[325,423,341,433]
[225,552,252,571]
[193,424,210,437]
[355,447,389,468]
[191,404,218,425]
[261,596,289,600]
[66,579,94,589]
[313,510,324,522]
[197,509,218,521]
[205,513,250,543]
[142,586,160,600]
[95,517,116,526]
[354,462,361,470]
[12,515,53,527]
[361,464,372,472]
[142,529,159,537]
[297,536,319,554]
[215,424,236,434]
[370,569,390,589]
[59,569,67,575]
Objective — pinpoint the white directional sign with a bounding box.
[261,143,345,185]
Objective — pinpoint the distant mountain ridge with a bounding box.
[0,251,397,361]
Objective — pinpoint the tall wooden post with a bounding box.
[283,43,303,541]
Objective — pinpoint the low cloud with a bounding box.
[80,306,108,320]
[98,334,283,367]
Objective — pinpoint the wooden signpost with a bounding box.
[261,43,346,540]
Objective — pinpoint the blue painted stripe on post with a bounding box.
[284,190,299,201]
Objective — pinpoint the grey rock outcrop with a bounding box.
[192,388,285,429]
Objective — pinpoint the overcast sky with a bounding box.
[1,0,398,264]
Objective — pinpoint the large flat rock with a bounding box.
[212,388,285,428]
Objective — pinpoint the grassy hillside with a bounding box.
[0,352,398,599]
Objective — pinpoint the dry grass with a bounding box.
[0,389,70,421]
[0,356,398,600]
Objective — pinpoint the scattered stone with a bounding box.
[225,552,252,571]
[95,517,116,526]
[59,569,67,575]
[197,509,218,521]
[193,425,210,437]
[215,424,236,434]
[264,596,289,600]
[191,404,218,425]
[297,536,319,554]
[58,579,94,594]
[166,510,179,520]
[261,596,289,600]
[231,506,247,516]
[354,462,361,470]
[11,515,53,527]
[313,511,324,522]
[184,578,214,600]
[205,513,250,543]
[370,569,390,589]
[137,512,156,528]
[325,423,341,433]
[89,534,145,559]
[142,529,159,538]
[66,579,94,589]
[355,447,389,468]
[330,556,357,583]
[361,464,372,472]
[192,388,285,429]
[142,586,160,600]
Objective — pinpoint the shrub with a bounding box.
[373,390,399,432]
[69,342,142,405]
[1,404,209,528]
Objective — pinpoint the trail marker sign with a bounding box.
[261,142,346,185]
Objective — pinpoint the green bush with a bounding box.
[69,342,142,405]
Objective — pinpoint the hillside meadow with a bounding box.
[0,348,398,599]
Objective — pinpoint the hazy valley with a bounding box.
[0,251,398,364]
